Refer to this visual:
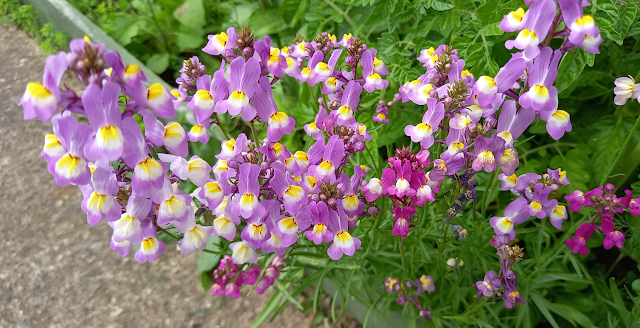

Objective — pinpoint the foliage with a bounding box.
[0,0,67,54]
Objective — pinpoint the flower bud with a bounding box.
[353,142,365,152]
[605,183,615,192]
[227,159,239,169]
[379,100,386,106]
[310,193,319,202]
[319,194,327,201]
[368,207,378,215]
[328,198,337,207]
[483,116,497,132]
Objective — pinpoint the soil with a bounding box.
[0,24,358,328]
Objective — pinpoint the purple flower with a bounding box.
[384,277,400,292]
[473,56,525,107]
[565,187,603,212]
[565,223,595,255]
[519,47,562,117]
[231,163,265,220]
[270,168,308,214]
[121,117,165,194]
[490,197,530,239]
[149,177,193,225]
[327,204,361,260]
[174,206,215,254]
[305,201,335,245]
[415,275,436,293]
[333,81,362,125]
[496,100,535,147]
[504,290,525,309]
[313,135,345,182]
[523,183,553,219]
[601,217,625,250]
[49,113,92,186]
[215,56,260,121]
[188,64,228,122]
[547,201,568,229]
[112,195,151,244]
[505,0,556,59]
[475,270,501,299]
[202,27,236,56]
[404,98,445,149]
[253,77,296,142]
[472,135,505,173]
[230,241,258,264]
[21,52,68,121]
[387,160,416,198]
[613,76,640,105]
[142,111,188,157]
[558,0,601,53]
[80,161,120,225]
[362,49,388,92]
[498,7,526,32]
[135,220,167,263]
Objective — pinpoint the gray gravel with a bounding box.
[0,24,316,328]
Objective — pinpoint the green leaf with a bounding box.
[197,236,221,272]
[531,294,560,328]
[332,0,375,6]
[200,271,212,292]
[248,10,287,36]
[273,279,304,311]
[280,0,307,27]
[556,49,590,94]
[251,289,283,328]
[173,0,205,29]
[629,21,640,37]
[304,11,324,22]
[420,0,455,11]
[110,14,140,46]
[146,53,170,74]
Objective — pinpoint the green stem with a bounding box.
[600,113,640,185]
[307,84,316,103]
[364,145,379,173]
[249,120,260,146]
[214,113,230,140]
[145,0,171,54]
[323,0,356,29]
[362,213,381,259]
[481,170,498,218]
[399,238,407,278]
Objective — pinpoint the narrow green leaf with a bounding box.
[531,294,560,328]
[273,279,304,311]
[251,289,283,328]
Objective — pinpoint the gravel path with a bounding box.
[0,24,315,328]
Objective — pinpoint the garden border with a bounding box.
[19,1,407,326]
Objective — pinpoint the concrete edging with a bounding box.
[20,0,171,90]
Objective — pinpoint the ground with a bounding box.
[0,24,357,328]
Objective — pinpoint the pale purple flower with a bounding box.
[215,56,260,120]
[21,52,68,121]
[404,98,445,149]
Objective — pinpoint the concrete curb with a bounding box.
[21,0,171,90]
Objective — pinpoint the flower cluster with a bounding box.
[564,183,639,255]
[211,255,283,298]
[384,275,435,321]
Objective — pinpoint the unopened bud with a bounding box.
[605,183,615,192]
[353,142,365,152]
[368,207,378,215]
[328,198,337,207]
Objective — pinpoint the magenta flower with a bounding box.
[622,190,640,216]
[565,187,603,212]
[21,52,68,121]
[404,98,444,149]
[601,217,625,250]
[566,223,595,255]
[387,160,416,198]
[392,206,415,239]
[215,56,260,120]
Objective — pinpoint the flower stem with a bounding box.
[399,238,407,278]
[599,113,640,185]
[481,170,498,218]
[249,120,260,146]
[214,113,230,140]
[324,0,356,29]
